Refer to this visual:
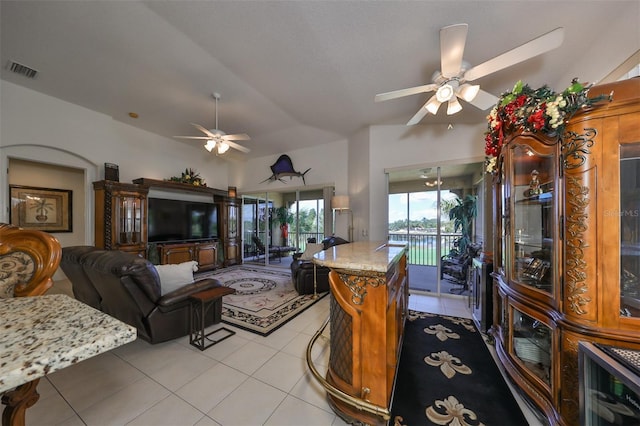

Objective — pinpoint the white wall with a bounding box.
[366,123,487,241]
[348,126,371,241]
[1,81,230,243]
[231,139,350,240]
[2,80,490,249]
[231,139,348,194]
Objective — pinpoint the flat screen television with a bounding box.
[148,198,218,243]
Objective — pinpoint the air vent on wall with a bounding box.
[7,60,38,79]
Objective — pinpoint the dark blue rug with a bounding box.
[391,311,529,425]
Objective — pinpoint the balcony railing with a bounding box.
[388,232,460,266]
[288,231,324,252]
[244,230,459,267]
[244,231,323,257]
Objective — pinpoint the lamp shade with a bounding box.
[331,195,350,210]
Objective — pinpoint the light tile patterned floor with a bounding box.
[26,292,543,425]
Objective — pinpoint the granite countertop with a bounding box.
[313,241,407,273]
[0,294,137,393]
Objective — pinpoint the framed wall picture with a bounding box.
[9,185,72,232]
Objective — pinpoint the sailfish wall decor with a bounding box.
[262,155,311,185]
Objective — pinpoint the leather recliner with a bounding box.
[60,246,225,344]
[290,236,349,295]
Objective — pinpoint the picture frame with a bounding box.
[9,185,72,232]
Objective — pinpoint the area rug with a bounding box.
[391,310,528,426]
[196,265,327,336]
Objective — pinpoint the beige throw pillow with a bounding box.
[155,260,198,295]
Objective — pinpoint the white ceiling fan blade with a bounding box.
[464,27,564,82]
[465,88,499,110]
[406,98,436,126]
[224,140,251,153]
[440,23,468,78]
[190,122,217,138]
[174,136,209,140]
[375,84,438,102]
[222,133,251,141]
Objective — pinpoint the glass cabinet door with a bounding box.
[512,307,552,386]
[115,193,144,245]
[228,202,238,239]
[620,143,640,318]
[510,144,555,294]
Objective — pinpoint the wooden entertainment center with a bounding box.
[93,178,240,268]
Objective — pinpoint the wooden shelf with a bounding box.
[132,178,228,197]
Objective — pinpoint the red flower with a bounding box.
[527,107,546,130]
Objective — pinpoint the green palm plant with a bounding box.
[448,194,477,255]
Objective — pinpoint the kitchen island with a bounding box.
[307,241,408,425]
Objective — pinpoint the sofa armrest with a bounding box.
[157,278,225,306]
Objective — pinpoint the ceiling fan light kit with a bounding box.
[436,82,456,102]
[446,97,462,115]
[217,142,230,154]
[458,83,480,102]
[374,24,565,125]
[174,92,251,154]
[425,95,441,114]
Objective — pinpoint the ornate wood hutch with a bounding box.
[492,78,640,425]
[93,180,148,257]
[220,195,241,266]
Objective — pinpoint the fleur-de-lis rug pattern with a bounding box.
[391,311,528,426]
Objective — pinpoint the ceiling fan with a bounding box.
[375,24,564,125]
[174,93,250,154]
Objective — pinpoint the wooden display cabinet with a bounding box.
[492,78,640,425]
[220,196,241,266]
[157,241,218,271]
[94,180,148,257]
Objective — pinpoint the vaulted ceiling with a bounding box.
[1,1,638,159]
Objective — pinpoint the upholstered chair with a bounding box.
[0,223,62,298]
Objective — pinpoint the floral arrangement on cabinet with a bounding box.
[484,78,611,174]
[167,168,206,187]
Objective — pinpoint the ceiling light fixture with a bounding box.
[204,139,216,152]
[425,94,442,114]
[447,97,462,115]
[436,83,454,103]
[217,142,230,154]
[457,83,480,102]
[424,179,443,187]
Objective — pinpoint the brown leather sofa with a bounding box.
[290,236,349,295]
[60,246,225,343]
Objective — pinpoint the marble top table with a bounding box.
[313,240,407,272]
[0,294,137,426]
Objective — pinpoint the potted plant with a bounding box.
[448,194,478,255]
[275,206,294,245]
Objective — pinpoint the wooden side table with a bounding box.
[189,286,236,351]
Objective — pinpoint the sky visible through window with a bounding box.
[389,190,458,223]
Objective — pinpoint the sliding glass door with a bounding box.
[388,162,484,296]
[242,187,331,267]
[242,194,273,265]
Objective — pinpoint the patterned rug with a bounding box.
[391,310,528,426]
[196,265,327,336]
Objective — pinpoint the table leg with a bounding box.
[2,378,40,426]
